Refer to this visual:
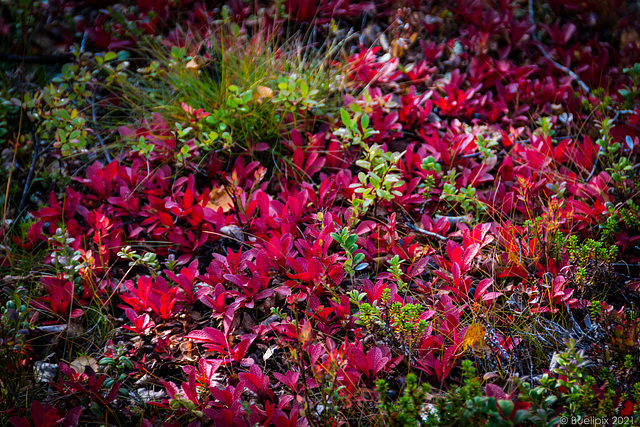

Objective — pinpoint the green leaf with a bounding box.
[340,108,351,128]
[349,103,362,114]
[120,357,134,369]
[497,400,514,417]
[361,114,369,130]
[105,51,117,62]
[542,395,557,408]
[99,357,116,367]
[355,160,371,169]
[299,79,309,96]
[513,409,530,425]
[345,235,358,248]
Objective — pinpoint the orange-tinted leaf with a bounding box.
[251,86,273,103]
[207,186,234,213]
[462,323,486,354]
[186,57,200,70]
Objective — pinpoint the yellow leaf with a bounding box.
[462,323,487,354]
[251,86,273,103]
[186,57,200,70]
[206,186,234,213]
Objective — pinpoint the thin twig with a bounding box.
[530,1,640,184]
[16,132,44,220]
[585,155,599,181]
[404,221,448,242]
[92,91,112,163]
[223,182,244,228]
[528,0,591,94]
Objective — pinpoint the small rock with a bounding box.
[220,225,244,242]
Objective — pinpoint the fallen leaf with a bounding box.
[179,340,198,363]
[251,85,273,103]
[462,323,487,354]
[621,28,640,50]
[390,39,404,58]
[207,186,234,213]
[70,355,98,374]
[186,57,200,70]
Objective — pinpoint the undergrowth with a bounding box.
[0,0,639,426]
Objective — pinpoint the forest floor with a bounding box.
[1,1,640,426]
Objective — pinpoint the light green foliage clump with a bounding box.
[377,341,634,426]
[330,227,367,277]
[334,108,405,220]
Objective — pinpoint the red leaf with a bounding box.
[447,241,462,265]
[257,191,270,215]
[9,417,30,427]
[183,188,194,209]
[158,212,174,227]
[63,407,83,427]
[461,243,480,272]
[308,258,323,283]
[328,264,345,285]
[474,278,494,300]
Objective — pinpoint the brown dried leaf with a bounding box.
[70,356,98,374]
[207,186,234,213]
[390,39,403,58]
[251,86,273,103]
[186,57,200,70]
[179,340,199,363]
[621,29,640,50]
